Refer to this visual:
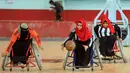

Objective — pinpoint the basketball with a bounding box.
[65,40,76,51]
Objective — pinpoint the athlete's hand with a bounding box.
[1,51,8,57]
[61,44,64,51]
[83,45,88,51]
[39,45,44,50]
[120,38,122,42]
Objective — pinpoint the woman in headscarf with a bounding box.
[62,19,93,69]
[2,23,43,65]
[94,14,122,57]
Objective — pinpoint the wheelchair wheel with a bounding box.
[27,68,29,71]
[63,51,70,70]
[1,54,10,71]
[90,47,94,71]
[10,68,12,71]
[32,43,43,70]
[117,39,128,63]
[94,39,103,70]
[96,48,103,70]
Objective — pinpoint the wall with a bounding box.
[64,0,106,10]
[64,0,130,10]
[0,0,45,9]
[0,0,130,21]
[0,21,76,38]
[1,0,130,10]
[0,0,130,38]
[0,10,130,21]
[0,0,63,9]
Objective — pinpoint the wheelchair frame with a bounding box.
[62,37,126,71]
[62,38,103,71]
[93,38,127,63]
[1,42,43,71]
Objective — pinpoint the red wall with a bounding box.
[0,9,129,38]
[0,9,130,21]
[0,21,76,38]
[0,20,94,38]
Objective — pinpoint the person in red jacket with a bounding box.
[2,23,43,65]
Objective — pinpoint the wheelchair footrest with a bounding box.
[74,66,91,68]
[102,58,114,60]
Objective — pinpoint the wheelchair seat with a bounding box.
[10,39,32,65]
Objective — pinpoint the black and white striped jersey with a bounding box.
[94,24,121,38]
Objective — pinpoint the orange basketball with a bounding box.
[65,40,76,51]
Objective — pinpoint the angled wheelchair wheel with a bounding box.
[90,47,94,71]
[1,54,10,71]
[117,39,128,63]
[94,39,103,70]
[32,43,43,70]
[63,51,70,70]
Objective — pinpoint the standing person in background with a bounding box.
[49,0,63,21]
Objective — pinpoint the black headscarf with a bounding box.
[19,24,29,40]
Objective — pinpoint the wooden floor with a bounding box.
[0,41,130,73]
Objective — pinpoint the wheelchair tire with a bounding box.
[1,54,9,71]
[91,68,94,71]
[117,39,128,63]
[27,68,29,71]
[32,43,43,70]
[63,51,70,70]
[10,68,12,71]
[94,39,103,70]
[72,68,74,71]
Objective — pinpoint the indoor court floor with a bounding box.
[0,40,130,73]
